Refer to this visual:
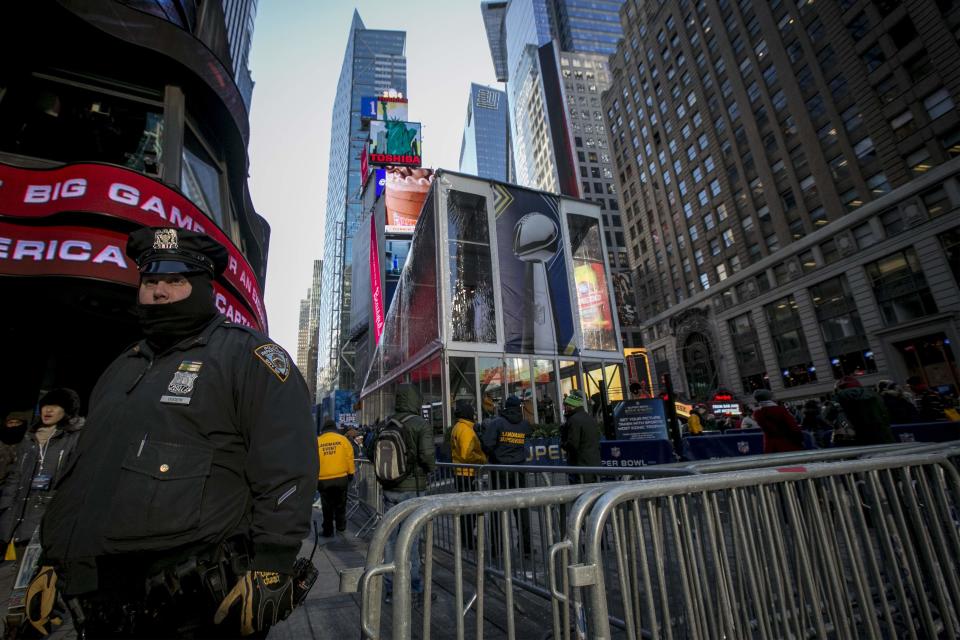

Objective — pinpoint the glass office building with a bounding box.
[316,11,406,403]
[459,83,511,182]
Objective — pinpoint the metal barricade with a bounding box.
[347,458,385,537]
[558,446,960,640]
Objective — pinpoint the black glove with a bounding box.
[213,570,294,635]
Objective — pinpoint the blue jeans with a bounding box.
[383,489,422,592]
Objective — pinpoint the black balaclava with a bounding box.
[136,273,218,352]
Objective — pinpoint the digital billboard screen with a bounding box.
[376,96,408,122]
[369,120,422,167]
[384,167,434,233]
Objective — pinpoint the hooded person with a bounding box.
[449,399,484,550]
[906,376,948,422]
[752,389,804,453]
[479,395,532,557]
[37,228,318,638]
[0,388,84,625]
[0,410,31,483]
[835,376,895,445]
[560,389,601,483]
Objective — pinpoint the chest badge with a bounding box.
[161,361,203,405]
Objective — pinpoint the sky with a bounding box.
[247,1,501,356]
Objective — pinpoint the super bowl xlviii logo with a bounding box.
[168,371,198,395]
[737,441,750,454]
[611,447,621,458]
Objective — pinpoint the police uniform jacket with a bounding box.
[317,429,355,481]
[41,316,318,594]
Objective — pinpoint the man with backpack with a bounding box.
[369,383,435,599]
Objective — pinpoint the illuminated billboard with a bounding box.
[385,167,434,233]
[376,96,408,122]
[369,120,422,167]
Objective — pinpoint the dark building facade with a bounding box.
[0,0,269,414]
[604,0,960,402]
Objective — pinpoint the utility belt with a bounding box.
[71,537,251,636]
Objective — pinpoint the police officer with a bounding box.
[32,227,318,638]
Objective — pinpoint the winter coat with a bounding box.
[561,407,602,467]
[480,405,531,465]
[317,425,355,481]
[0,418,83,544]
[915,389,948,422]
[42,316,318,596]
[385,384,435,493]
[687,413,703,435]
[450,418,486,476]
[881,390,921,425]
[835,387,895,445]
[753,402,804,453]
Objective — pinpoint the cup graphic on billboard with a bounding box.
[513,212,560,353]
[384,167,434,233]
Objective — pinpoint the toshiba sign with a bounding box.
[0,162,265,330]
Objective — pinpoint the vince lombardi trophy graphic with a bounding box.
[513,212,560,352]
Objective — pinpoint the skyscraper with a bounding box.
[605,0,960,402]
[459,83,512,181]
[297,294,311,374]
[482,0,637,343]
[316,12,406,404]
[221,0,258,109]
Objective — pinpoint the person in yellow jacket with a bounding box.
[450,399,485,550]
[687,406,704,435]
[317,418,356,537]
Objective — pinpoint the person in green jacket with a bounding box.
[380,383,435,599]
[835,376,895,446]
[560,390,602,483]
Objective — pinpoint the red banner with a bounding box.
[0,221,258,328]
[0,162,265,329]
[369,215,384,344]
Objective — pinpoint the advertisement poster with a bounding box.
[601,440,675,466]
[369,215,384,343]
[494,184,577,354]
[612,271,638,327]
[385,167,433,232]
[334,389,355,425]
[613,399,669,441]
[575,263,614,331]
[369,120,422,167]
[360,96,378,119]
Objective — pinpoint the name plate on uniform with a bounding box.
[160,395,191,405]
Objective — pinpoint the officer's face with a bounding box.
[139,274,193,304]
[3,419,24,429]
[40,405,65,426]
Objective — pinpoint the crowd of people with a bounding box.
[684,375,958,454]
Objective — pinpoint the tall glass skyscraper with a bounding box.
[316,12,406,402]
[459,83,511,182]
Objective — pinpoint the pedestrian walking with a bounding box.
[37,228,318,638]
[372,383,435,599]
[559,390,601,483]
[450,399,485,549]
[317,418,355,537]
[752,389,804,453]
[835,376,895,445]
[480,395,531,558]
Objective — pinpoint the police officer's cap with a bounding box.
[126,227,228,277]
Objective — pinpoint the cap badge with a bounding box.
[153,228,179,250]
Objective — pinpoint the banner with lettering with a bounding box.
[0,162,265,329]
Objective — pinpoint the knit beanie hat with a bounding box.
[836,375,861,390]
[563,389,586,408]
[753,388,773,402]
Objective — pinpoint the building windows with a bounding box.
[799,249,817,273]
[846,12,870,39]
[722,228,735,247]
[764,296,817,387]
[865,248,939,326]
[866,172,891,196]
[862,44,886,72]
[888,16,918,48]
[699,272,710,289]
[853,222,879,249]
[890,109,915,138]
[940,227,960,286]
[904,50,933,83]
[841,189,863,211]
[806,95,826,120]
[729,313,769,393]
[924,88,955,120]
[843,107,865,134]
[809,276,878,379]
[906,147,933,174]
[922,185,951,217]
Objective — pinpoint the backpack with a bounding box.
[372,415,416,488]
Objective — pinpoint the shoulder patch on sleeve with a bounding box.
[254,343,291,382]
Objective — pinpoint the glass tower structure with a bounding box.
[317,12,406,402]
[459,83,511,182]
